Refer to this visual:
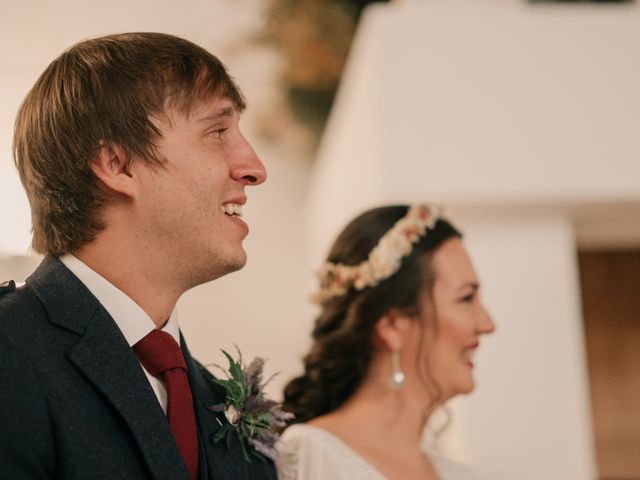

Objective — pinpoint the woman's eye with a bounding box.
[460,293,475,303]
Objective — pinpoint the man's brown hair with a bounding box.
[13,32,246,257]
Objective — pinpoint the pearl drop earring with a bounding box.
[391,348,405,389]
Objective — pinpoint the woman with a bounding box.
[277,204,495,479]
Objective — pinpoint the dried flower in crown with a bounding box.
[312,204,442,304]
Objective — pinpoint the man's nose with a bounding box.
[231,135,267,186]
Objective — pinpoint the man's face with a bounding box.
[132,96,266,288]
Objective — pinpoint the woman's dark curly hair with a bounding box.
[283,205,461,423]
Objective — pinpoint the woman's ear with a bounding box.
[90,141,137,198]
[374,309,413,352]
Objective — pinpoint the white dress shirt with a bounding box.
[60,254,179,413]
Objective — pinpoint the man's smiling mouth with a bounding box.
[221,203,243,217]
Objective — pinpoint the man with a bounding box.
[0,33,276,479]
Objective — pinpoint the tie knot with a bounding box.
[133,329,186,377]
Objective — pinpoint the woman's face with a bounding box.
[417,238,495,401]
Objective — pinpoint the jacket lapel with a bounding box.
[181,339,229,480]
[69,310,190,480]
[28,257,191,480]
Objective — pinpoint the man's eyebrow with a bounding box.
[197,106,235,122]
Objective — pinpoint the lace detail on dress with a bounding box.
[276,435,302,480]
[276,424,386,480]
[276,424,480,480]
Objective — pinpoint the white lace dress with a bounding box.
[276,424,479,480]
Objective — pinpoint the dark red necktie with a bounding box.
[133,330,199,479]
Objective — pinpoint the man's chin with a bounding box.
[217,249,248,276]
[186,250,247,287]
[226,254,247,273]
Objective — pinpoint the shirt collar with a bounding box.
[59,254,180,346]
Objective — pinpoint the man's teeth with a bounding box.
[221,203,243,217]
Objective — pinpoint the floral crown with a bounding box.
[312,204,443,304]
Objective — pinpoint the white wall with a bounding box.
[377,1,640,205]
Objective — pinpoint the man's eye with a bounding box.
[211,128,228,140]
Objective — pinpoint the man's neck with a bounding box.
[72,242,181,328]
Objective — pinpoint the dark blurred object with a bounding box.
[264,0,391,142]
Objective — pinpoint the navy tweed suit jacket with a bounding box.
[0,257,277,480]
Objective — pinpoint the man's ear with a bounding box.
[90,142,137,197]
[374,309,413,352]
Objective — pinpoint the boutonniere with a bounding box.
[208,347,294,463]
